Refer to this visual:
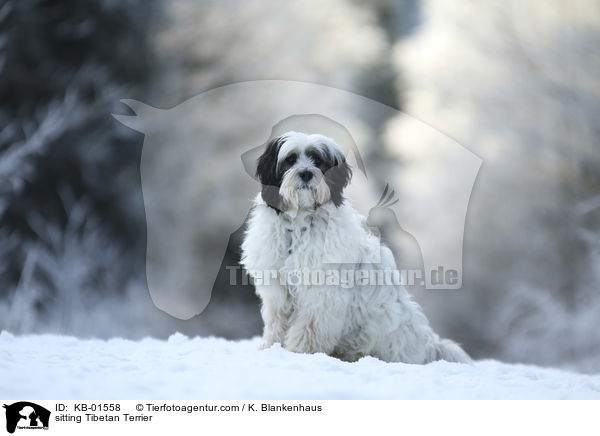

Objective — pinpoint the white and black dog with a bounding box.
[241,131,471,363]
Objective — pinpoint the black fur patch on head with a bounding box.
[256,136,286,212]
[323,152,352,207]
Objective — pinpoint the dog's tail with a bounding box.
[435,338,473,364]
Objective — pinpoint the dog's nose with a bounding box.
[299,171,313,182]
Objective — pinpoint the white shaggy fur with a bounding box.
[241,132,471,364]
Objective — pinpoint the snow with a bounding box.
[1,331,599,399]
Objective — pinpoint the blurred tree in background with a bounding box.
[0,0,154,332]
[384,0,600,372]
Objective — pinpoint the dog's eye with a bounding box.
[312,155,322,165]
[285,154,297,165]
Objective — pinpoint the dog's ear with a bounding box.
[324,152,352,207]
[256,136,285,212]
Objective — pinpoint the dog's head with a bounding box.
[256,131,352,213]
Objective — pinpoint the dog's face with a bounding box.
[256,131,352,213]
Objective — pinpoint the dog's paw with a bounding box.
[258,341,273,350]
[284,325,320,354]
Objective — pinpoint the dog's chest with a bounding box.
[277,212,326,269]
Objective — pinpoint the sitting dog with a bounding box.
[241,131,471,363]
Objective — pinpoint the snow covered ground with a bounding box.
[1,331,599,399]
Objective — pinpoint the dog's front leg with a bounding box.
[255,284,292,349]
[284,287,348,355]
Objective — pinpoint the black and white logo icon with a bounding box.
[3,402,50,434]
